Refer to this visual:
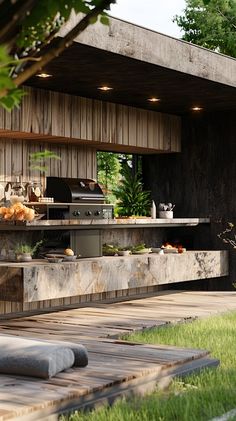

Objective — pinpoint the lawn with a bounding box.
[62,311,236,421]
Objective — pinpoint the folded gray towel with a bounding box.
[0,334,88,379]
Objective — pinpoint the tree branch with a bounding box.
[215,6,236,30]
[0,0,37,48]
[14,0,113,87]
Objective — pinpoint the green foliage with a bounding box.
[15,240,43,255]
[102,243,119,255]
[0,1,115,110]
[0,46,26,111]
[130,243,147,251]
[29,149,61,173]
[174,0,236,57]
[114,163,151,217]
[17,1,113,50]
[97,152,121,203]
[0,87,25,111]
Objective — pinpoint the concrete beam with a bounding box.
[60,13,236,88]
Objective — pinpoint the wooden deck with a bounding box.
[0,290,236,421]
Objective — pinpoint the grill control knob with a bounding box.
[73,210,80,216]
[86,210,92,216]
[94,210,101,216]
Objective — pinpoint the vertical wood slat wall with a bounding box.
[0,286,163,318]
[0,139,97,189]
[0,136,97,316]
[0,86,181,316]
[0,87,181,152]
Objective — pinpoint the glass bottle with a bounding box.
[10,177,25,204]
[27,181,42,202]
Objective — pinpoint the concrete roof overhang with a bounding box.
[26,15,236,115]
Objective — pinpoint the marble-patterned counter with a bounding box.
[0,218,210,230]
[0,250,228,302]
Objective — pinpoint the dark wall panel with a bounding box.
[143,111,236,289]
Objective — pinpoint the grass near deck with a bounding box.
[63,311,236,421]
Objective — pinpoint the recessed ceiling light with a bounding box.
[98,86,113,91]
[147,97,160,103]
[191,106,203,111]
[36,73,52,78]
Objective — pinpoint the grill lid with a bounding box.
[46,177,105,203]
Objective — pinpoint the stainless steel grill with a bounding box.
[46,176,113,220]
[45,177,113,257]
[46,177,105,203]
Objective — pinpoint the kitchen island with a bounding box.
[0,216,227,318]
[0,251,228,303]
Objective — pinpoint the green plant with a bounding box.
[29,150,61,174]
[114,163,151,217]
[97,152,121,203]
[15,240,43,256]
[174,0,236,58]
[102,243,119,256]
[130,243,147,252]
[117,246,132,251]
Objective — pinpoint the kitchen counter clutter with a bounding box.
[0,251,228,303]
[0,217,210,230]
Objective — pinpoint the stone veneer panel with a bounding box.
[0,251,228,302]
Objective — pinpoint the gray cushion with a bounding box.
[40,340,88,367]
[0,335,76,379]
[9,336,89,368]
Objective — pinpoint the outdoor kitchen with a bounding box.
[0,16,235,316]
[0,171,228,309]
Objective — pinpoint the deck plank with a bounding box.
[0,291,236,420]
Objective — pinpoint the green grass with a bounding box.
[62,311,236,421]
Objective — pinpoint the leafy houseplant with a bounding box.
[29,150,61,174]
[114,163,151,217]
[15,240,43,262]
[158,202,175,219]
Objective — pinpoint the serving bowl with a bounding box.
[132,248,152,254]
[63,255,77,261]
[117,250,131,256]
[46,257,64,263]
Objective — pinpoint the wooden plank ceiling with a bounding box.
[26,43,236,115]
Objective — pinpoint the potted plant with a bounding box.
[114,163,151,217]
[15,240,43,262]
[117,246,132,256]
[102,244,119,256]
[158,203,175,219]
[130,243,152,254]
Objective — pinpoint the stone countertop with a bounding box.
[0,250,216,267]
[0,217,210,230]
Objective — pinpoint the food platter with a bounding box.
[45,253,65,259]
[132,248,152,254]
[45,253,79,262]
